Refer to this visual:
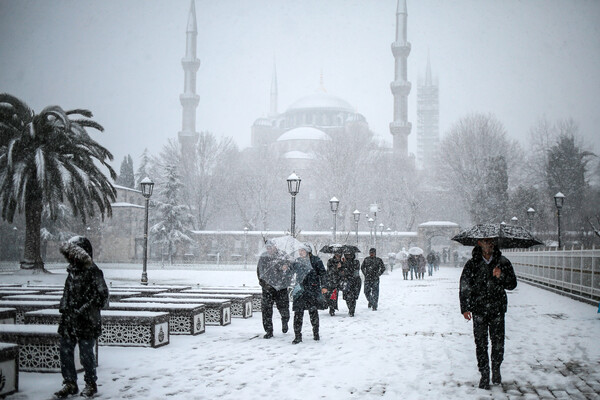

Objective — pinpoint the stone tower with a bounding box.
[178,0,200,162]
[389,0,412,156]
[417,53,439,169]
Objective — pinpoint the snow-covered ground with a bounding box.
[2,264,599,399]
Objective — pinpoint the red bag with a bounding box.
[330,288,338,300]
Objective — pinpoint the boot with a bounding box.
[329,308,335,316]
[282,320,288,333]
[80,381,97,398]
[478,374,490,390]
[292,333,302,344]
[492,367,502,385]
[263,331,273,339]
[54,381,79,398]
[313,329,320,341]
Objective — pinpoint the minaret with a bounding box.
[417,51,439,170]
[269,58,278,117]
[179,0,200,162]
[389,0,412,156]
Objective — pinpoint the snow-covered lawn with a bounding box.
[2,265,599,399]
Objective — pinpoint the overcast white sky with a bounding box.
[1,0,599,170]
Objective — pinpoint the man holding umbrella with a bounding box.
[455,223,540,389]
[458,235,518,389]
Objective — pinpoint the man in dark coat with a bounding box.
[257,240,291,339]
[54,236,109,399]
[291,243,327,344]
[360,248,385,310]
[325,252,342,316]
[340,252,361,316]
[460,238,517,390]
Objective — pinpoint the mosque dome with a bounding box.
[286,92,355,113]
[277,127,332,142]
[283,151,316,160]
[253,117,273,127]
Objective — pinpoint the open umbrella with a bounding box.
[319,244,344,254]
[257,236,304,290]
[340,244,361,254]
[408,246,424,256]
[451,223,543,249]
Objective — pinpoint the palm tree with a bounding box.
[0,93,116,270]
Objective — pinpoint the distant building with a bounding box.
[416,54,440,170]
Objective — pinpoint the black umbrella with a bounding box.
[319,244,344,254]
[340,244,361,254]
[451,223,543,249]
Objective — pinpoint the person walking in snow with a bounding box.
[325,251,343,316]
[459,238,517,390]
[54,236,109,399]
[361,248,385,310]
[291,243,327,344]
[340,252,361,316]
[257,240,292,339]
[426,251,435,276]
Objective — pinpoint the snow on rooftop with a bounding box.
[418,221,460,227]
[277,127,331,142]
[111,202,144,209]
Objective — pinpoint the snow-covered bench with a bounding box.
[24,309,170,348]
[0,300,60,324]
[0,290,41,298]
[0,342,18,396]
[120,297,231,326]
[0,324,98,373]
[108,302,205,335]
[108,284,192,293]
[0,308,17,324]
[154,293,253,319]
[43,291,144,301]
[184,288,263,311]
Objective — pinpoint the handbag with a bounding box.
[316,291,328,310]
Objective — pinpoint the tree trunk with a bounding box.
[21,194,44,270]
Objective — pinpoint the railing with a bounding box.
[504,246,600,305]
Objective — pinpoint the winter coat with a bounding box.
[340,257,361,301]
[459,246,517,316]
[326,256,343,289]
[292,254,326,312]
[426,252,435,264]
[58,239,109,340]
[361,256,385,281]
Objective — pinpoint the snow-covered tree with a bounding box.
[116,154,135,188]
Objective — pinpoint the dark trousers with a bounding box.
[473,313,506,376]
[293,309,319,335]
[261,286,290,333]
[60,336,97,385]
[346,299,356,314]
[364,279,380,308]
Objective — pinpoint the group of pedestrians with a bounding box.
[258,243,385,344]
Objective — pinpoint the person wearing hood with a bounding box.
[340,252,361,316]
[459,238,517,390]
[325,251,342,316]
[54,236,109,399]
[290,243,327,344]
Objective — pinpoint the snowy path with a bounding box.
[5,266,600,399]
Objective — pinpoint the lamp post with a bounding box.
[12,226,18,261]
[330,197,339,242]
[368,217,375,247]
[379,223,384,236]
[527,207,535,232]
[243,227,248,270]
[140,177,154,285]
[160,226,166,268]
[287,172,301,237]
[554,192,565,248]
[353,209,361,245]
[511,216,518,224]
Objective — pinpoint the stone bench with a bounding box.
[154,293,253,319]
[0,324,98,373]
[108,302,205,335]
[0,290,42,298]
[0,308,17,324]
[0,342,18,396]
[44,291,144,301]
[108,285,191,293]
[0,301,60,324]
[24,310,170,348]
[120,297,231,326]
[184,288,263,311]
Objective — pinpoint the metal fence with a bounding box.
[504,246,600,304]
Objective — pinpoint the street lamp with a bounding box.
[353,209,361,245]
[554,192,565,248]
[160,226,166,268]
[510,216,518,224]
[243,227,248,270]
[527,207,536,232]
[287,172,301,237]
[330,197,339,242]
[140,177,154,285]
[379,223,384,236]
[368,217,375,247]
[369,203,378,247]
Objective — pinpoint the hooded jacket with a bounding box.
[459,246,517,316]
[58,237,109,339]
